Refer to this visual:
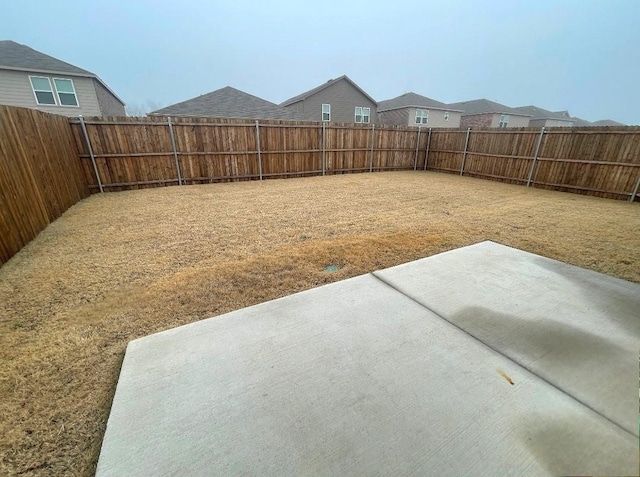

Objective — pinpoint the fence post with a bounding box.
[460,127,471,176]
[424,128,432,171]
[167,117,183,186]
[369,123,375,173]
[527,127,546,187]
[414,127,421,170]
[630,174,640,203]
[322,122,326,176]
[79,115,103,193]
[255,120,262,181]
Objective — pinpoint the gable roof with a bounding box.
[280,75,377,107]
[0,40,125,105]
[591,119,625,126]
[150,86,304,120]
[513,105,574,121]
[378,92,463,113]
[447,98,530,117]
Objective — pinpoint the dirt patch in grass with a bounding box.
[1,171,639,476]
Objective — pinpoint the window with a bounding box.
[499,114,509,128]
[322,104,331,121]
[444,111,450,121]
[415,109,429,124]
[29,76,56,105]
[354,107,371,123]
[53,78,79,106]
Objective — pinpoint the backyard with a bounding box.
[1,171,639,476]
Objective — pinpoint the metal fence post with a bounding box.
[255,120,262,180]
[167,117,183,186]
[413,127,421,171]
[369,123,375,173]
[424,128,432,171]
[630,174,640,203]
[460,127,471,176]
[79,115,103,193]
[322,122,326,176]
[526,127,546,187]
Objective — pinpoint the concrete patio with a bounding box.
[96,241,640,476]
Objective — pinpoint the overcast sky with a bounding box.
[4,1,639,123]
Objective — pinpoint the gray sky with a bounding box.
[5,0,639,124]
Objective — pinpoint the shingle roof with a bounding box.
[150,86,304,120]
[570,117,592,127]
[378,93,464,112]
[591,119,625,126]
[0,40,125,105]
[513,105,573,121]
[447,98,530,116]
[280,75,377,107]
[0,40,93,76]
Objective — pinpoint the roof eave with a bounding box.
[379,105,464,113]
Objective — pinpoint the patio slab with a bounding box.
[96,242,639,476]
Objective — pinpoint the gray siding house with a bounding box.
[448,99,531,129]
[0,40,125,117]
[280,75,377,123]
[378,92,463,128]
[513,106,574,127]
[150,86,302,120]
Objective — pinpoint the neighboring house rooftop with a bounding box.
[448,98,530,116]
[513,105,573,121]
[150,86,303,120]
[0,40,125,105]
[571,117,592,127]
[280,75,378,106]
[591,119,625,126]
[378,92,463,112]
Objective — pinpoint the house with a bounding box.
[571,117,592,127]
[591,119,626,126]
[280,75,377,124]
[513,106,574,127]
[150,86,303,120]
[448,98,531,128]
[0,40,125,116]
[377,93,463,128]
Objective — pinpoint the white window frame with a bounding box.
[355,106,363,123]
[29,75,57,106]
[415,109,429,124]
[52,78,79,107]
[444,111,450,121]
[499,114,509,128]
[362,107,370,124]
[322,104,331,121]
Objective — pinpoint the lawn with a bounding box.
[1,171,639,476]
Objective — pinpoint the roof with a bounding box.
[150,86,304,120]
[0,40,125,105]
[570,117,592,127]
[591,119,625,126]
[378,92,464,113]
[280,75,377,107]
[447,98,530,116]
[513,105,574,121]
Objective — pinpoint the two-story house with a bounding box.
[0,40,125,117]
[378,92,463,128]
[280,75,377,124]
[448,98,531,128]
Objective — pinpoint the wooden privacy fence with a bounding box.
[69,116,640,202]
[0,106,89,265]
[68,116,426,192]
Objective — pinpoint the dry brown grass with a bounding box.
[1,171,639,476]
